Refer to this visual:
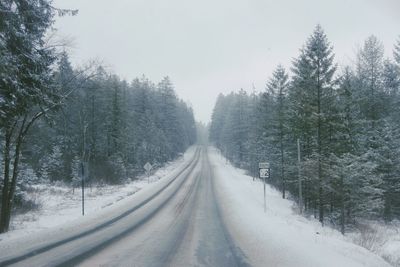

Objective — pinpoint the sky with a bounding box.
[53,0,400,123]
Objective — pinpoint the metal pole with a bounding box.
[253,154,256,181]
[81,123,87,216]
[81,162,85,216]
[298,139,302,214]
[253,162,255,181]
[264,171,266,213]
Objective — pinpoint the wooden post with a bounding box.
[298,139,303,214]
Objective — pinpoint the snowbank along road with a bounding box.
[0,146,390,266]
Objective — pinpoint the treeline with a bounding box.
[209,25,400,233]
[0,0,195,233]
[26,54,197,186]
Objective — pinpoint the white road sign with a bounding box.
[144,162,152,172]
[259,168,270,178]
[259,162,270,169]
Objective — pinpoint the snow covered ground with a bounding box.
[348,220,400,266]
[209,147,396,267]
[0,146,197,242]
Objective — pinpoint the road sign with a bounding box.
[259,168,270,178]
[259,162,270,169]
[258,162,270,213]
[144,162,152,172]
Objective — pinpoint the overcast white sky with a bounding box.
[53,0,400,123]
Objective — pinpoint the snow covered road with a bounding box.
[0,146,391,266]
[77,147,248,267]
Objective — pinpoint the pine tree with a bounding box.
[266,65,289,198]
[289,25,336,224]
[356,35,385,125]
[381,59,400,221]
[209,26,400,229]
[354,36,388,221]
[383,60,400,118]
[209,94,229,149]
[394,37,400,66]
[71,156,81,191]
[47,145,63,182]
[19,163,39,186]
[331,68,360,233]
[157,77,184,160]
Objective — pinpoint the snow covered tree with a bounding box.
[0,0,76,233]
[19,163,39,187]
[356,35,385,124]
[209,25,400,232]
[209,91,257,167]
[288,25,337,224]
[71,156,81,192]
[383,60,400,121]
[209,94,229,149]
[380,60,400,221]
[228,89,251,165]
[46,145,63,182]
[266,65,289,198]
[107,154,127,184]
[394,37,400,66]
[157,77,186,160]
[0,1,196,233]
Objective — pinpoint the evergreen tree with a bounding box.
[394,37,400,66]
[289,25,336,224]
[0,0,75,233]
[209,25,400,233]
[356,35,385,124]
[266,65,289,198]
[71,156,81,191]
[0,2,196,233]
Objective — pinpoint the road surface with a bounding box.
[1,147,250,267]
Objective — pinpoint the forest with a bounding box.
[0,2,196,233]
[209,25,400,234]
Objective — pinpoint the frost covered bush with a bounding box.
[352,222,387,252]
[107,154,127,184]
[350,221,400,266]
[39,145,63,182]
[12,164,41,213]
[71,156,81,190]
[12,189,41,214]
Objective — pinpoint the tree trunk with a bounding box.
[340,175,345,235]
[384,192,392,222]
[0,116,28,233]
[0,127,12,233]
[317,66,324,225]
[5,120,25,229]
[280,122,285,199]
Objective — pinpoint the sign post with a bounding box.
[144,162,153,183]
[80,161,85,216]
[298,139,303,214]
[259,162,270,213]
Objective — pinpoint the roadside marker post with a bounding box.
[297,139,303,214]
[80,161,85,216]
[259,162,270,213]
[144,162,153,184]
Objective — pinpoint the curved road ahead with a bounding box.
[4,147,250,267]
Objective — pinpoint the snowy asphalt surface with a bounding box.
[2,147,250,267]
[0,146,391,267]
